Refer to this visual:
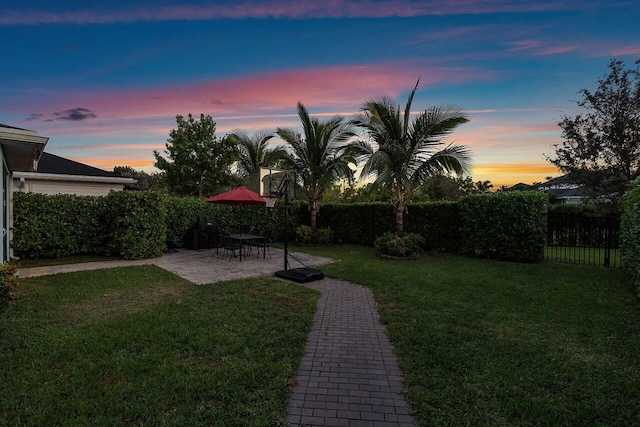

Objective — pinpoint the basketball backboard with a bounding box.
[246,167,294,199]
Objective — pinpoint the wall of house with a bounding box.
[1,146,6,263]
[13,178,125,197]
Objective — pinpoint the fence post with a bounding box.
[604,215,611,268]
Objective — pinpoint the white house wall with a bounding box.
[13,178,125,197]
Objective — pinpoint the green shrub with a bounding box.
[12,192,104,259]
[295,225,334,245]
[460,191,548,263]
[163,197,292,245]
[295,225,314,244]
[374,232,425,258]
[620,178,640,296]
[403,202,463,252]
[312,202,462,250]
[102,191,167,259]
[312,203,395,245]
[314,227,334,244]
[0,263,17,304]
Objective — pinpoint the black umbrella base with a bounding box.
[275,268,324,283]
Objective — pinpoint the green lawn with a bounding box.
[3,247,639,426]
[294,245,640,426]
[0,265,317,426]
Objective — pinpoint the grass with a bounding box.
[293,244,640,426]
[4,246,640,426]
[0,265,318,426]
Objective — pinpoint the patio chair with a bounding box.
[211,230,226,256]
[248,234,271,258]
[221,235,243,261]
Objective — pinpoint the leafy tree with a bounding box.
[353,79,471,234]
[277,102,357,231]
[113,166,163,191]
[227,130,288,178]
[547,59,640,204]
[153,114,236,197]
[421,174,465,200]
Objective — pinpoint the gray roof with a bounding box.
[36,152,123,178]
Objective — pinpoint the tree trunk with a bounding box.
[310,200,318,231]
[395,200,405,235]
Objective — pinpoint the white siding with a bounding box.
[13,178,125,197]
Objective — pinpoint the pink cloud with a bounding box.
[1,1,590,26]
[507,40,579,56]
[611,45,640,56]
[508,39,543,52]
[534,45,579,56]
[22,63,494,124]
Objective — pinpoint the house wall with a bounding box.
[13,178,125,197]
[1,146,6,263]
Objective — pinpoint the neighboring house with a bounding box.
[537,175,587,204]
[12,152,135,197]
[0,124,49,263]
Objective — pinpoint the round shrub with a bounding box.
[374,232,426,258]
[295,225,334,245]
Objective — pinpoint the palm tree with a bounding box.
[474,180,494,193]
[277,102,357,231]
[353,79,471,235]
[227,130,287,178]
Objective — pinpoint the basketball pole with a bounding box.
[283,175,290,271]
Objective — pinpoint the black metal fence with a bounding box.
[545,213,621,268]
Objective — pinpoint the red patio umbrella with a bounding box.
[204,186,266,205]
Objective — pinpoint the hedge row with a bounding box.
[620,178,640,296]
[13,192,294,260]
[13,190,548,263]
[310,202,462,252]
[306,191,547,262]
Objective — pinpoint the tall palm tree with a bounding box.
[277,102,357,231]
[228,130,287,178]
[353,79,472,234]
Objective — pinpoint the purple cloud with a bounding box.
[53,108,97,121]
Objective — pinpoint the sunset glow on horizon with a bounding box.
[2,0,639,189]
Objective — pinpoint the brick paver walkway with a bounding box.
[287,278,416,426]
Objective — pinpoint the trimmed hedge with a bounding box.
[459,191,548,263]
[12,192,296,260]
[313,203,395,245]
[620,178,640,296]
[403,202,463,252]
[102,191,167,259]
[311,201,463,252]
[12,192,104,258]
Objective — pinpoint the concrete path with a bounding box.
[15,247,333,284]
[287,278,416,427]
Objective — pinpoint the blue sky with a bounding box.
[2,0,639,187]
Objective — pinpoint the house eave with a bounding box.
[0,127,48,172]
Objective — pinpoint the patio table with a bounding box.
[227,233,266,261]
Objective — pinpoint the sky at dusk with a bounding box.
[2,0,640,187]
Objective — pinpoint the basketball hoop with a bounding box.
[264,197,277,208]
